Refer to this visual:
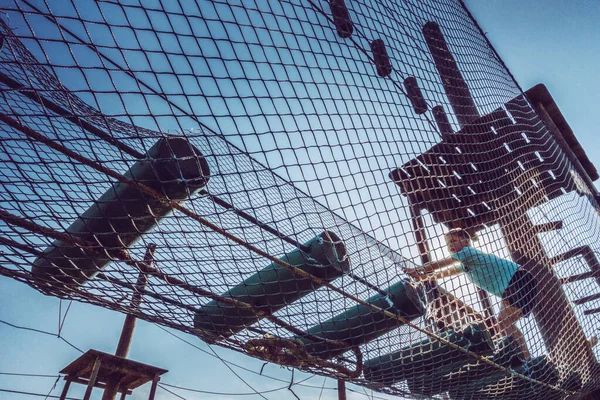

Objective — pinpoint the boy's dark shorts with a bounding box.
[502,269,537,317]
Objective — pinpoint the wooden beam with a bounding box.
[83,357,102,400]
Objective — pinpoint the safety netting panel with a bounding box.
[0,0,598,399]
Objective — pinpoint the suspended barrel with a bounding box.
[448,356,560,400]
[403,77,428,115]
[370,39,393,78]
[363,323,494,385]
[296,279,425,359]
[406,336,524,396]
[194,231,350,341]
[32,136,210,284]
[329,0,353,38]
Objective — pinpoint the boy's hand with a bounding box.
[404,267,425,280]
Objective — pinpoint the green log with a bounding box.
[296,280,426,359]
[32,136,210,284]
[448,356,560,400]
[406,336,524,396]
[363,323,494,385]
[194,231,350,341]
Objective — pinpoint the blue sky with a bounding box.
[1,1,600,399]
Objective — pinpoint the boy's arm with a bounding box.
[422,257,457,273]
[426,264,462,280]
[405,257,460,280]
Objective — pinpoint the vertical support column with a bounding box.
[102,244,156,400]
[406,195,436,332]
[114,244,156,358]
[407,196,431,266]
[337,380,347,400]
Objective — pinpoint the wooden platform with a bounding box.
[59,349,168,400]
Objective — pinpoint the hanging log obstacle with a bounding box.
[405,336,524,396]
[448,356,560,400]
[32,136,210,284]
[362,323,493,385]
[403,77,428,115]
[370,39,393,78]
[194,231,350,341]
[296,279,425,359]
[329,0,353,38]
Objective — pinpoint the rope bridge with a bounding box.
[0,0,599,398]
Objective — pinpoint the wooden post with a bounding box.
[83,357,102,400]
[337,379,347,400]
[148,373,161,400]
[115,244,156,358]
[102,244,156,400]
[406,197,436,332]
[58,378,72,400]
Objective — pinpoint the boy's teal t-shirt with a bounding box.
[451,246,519,297]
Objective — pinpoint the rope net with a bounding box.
[0,0,599,398]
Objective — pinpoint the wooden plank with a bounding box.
[574,293,600,305]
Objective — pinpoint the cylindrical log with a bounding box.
[363,323,493,385]
[194,231,350,341]
[406,336,524,396]
[370,39,392,78]
[403,77,428,114]
[329,0,353,38]
[297,280,425,359]
[422,21,478,127]
[32,136,210,284]
[448,356,560,400]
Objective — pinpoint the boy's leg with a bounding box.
[497,300,530,360]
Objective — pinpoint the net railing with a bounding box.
[0,0,599,398]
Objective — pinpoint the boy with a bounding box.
[405,228,536,359]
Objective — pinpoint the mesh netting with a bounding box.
[0,0,599,398]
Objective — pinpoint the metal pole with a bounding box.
[101,245,156,400]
